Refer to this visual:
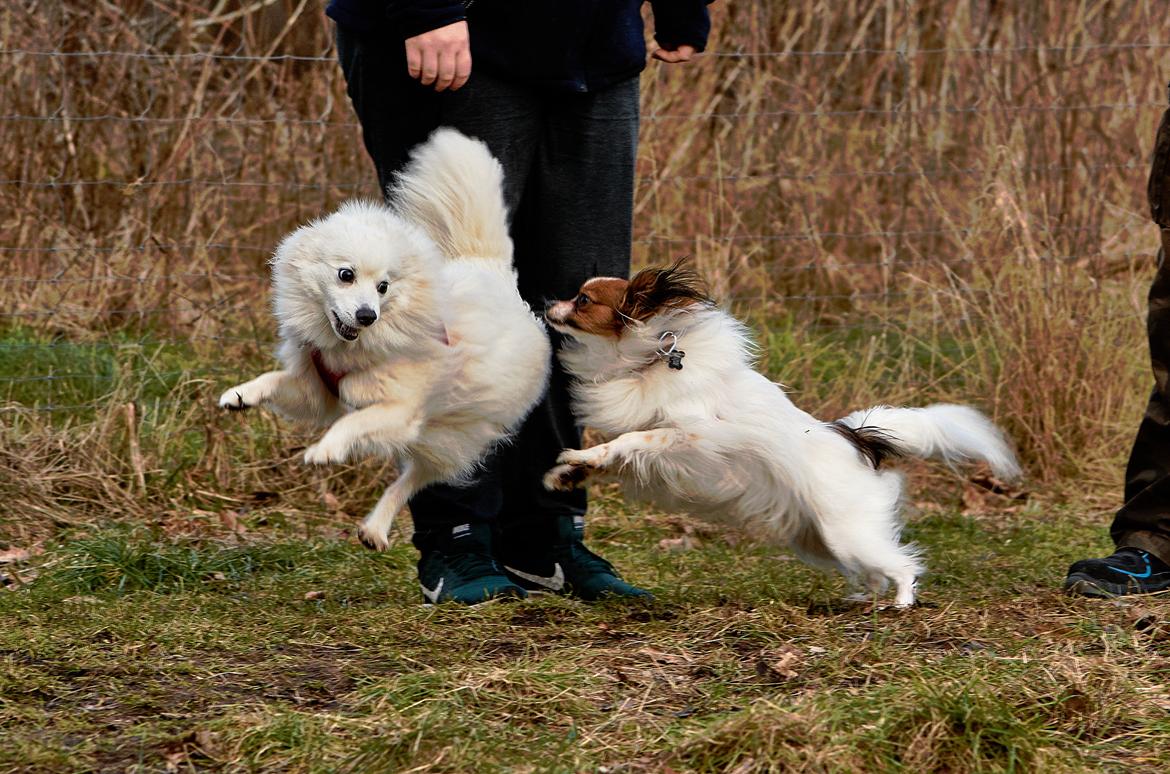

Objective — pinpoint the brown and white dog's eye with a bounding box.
[576,293,591,306]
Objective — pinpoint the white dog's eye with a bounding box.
[377,280,389,295]
[338,267,355,283]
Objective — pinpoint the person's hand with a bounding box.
[404,20,471,92]
[651,44,697,64]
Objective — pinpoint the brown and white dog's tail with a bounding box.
[835,404,1021,480]
[388,128,513,264]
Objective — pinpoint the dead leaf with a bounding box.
[657,536,700,552]
[194,728,222,758]
[968,472,1029,500]
[304,590,326,601]
[0,547,31,564]
[219,510,245,533]
[1126,606,1159,632]
[322,492,341,511]
[637,647,691,665]
[756,646,801,682]
[961,482,990,515]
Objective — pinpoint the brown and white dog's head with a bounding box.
[545,261,712,338]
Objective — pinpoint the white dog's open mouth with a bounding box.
[331,310,360,342]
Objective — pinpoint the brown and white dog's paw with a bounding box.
[543,463,590,492]
[555,446,607,468]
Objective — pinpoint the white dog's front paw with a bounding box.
[543,463,590,492]
[303,434,349,466]
[556,446,607,468]
[357,523,390,552]
[219,385,256,412]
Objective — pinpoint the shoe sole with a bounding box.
[421,587,527,607]
[1064,573,1170,598]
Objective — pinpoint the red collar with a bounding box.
[310,349,348,398]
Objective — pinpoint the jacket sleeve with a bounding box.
[386,0,468,40]
[649,0,713,53]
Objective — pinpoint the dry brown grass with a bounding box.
[2,2,1164,510]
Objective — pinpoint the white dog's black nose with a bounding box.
[355,306,377,327]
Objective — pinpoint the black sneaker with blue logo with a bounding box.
[500,514,653,601]
[1064,547,1170,597]
[414,522,527,605]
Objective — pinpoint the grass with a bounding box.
[4,0,1170,770]
[2,499,1168,772]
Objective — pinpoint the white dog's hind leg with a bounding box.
[358,462,428,552]
[803,474,923,608]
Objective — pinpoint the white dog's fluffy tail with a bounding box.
[388,128,512,262]
[836,404,1021,480]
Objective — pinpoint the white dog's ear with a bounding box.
[269,223,317,271]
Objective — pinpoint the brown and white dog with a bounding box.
[543,263,1019,607]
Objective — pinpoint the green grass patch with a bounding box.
[1,506,1166,773]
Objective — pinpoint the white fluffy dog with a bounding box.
[220,129,551,550]
[542,263,1020,607]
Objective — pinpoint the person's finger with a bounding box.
[406,43,423,80]
[451,49,472,91]
[419,47,438,85]
[651,46,697,64]
[434,48,457,91]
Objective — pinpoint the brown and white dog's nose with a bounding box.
[544,299,571,323]
[355,306,378,327]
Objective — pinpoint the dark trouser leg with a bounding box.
[335,26,439,197]
[336,25,638,551]
[1111,238,1170,565]
[336,26,540,538]
[498,77,641,546]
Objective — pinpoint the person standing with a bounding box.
[326,0,714,603]
[1065,82,1170,597]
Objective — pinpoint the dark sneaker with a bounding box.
[416,523,527,605]
[501,515,653,601]
[1064,547,1170,598]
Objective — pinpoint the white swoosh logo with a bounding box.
[505,563,565,591]
[420,577,444,604]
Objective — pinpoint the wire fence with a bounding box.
[1,8,1166,418]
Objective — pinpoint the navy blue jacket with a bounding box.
[325,0,713,92]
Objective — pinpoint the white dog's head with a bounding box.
[270,200,443,352]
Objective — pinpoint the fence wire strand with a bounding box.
[1,38,1160,414]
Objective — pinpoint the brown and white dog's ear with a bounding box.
[619,259,712,322]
